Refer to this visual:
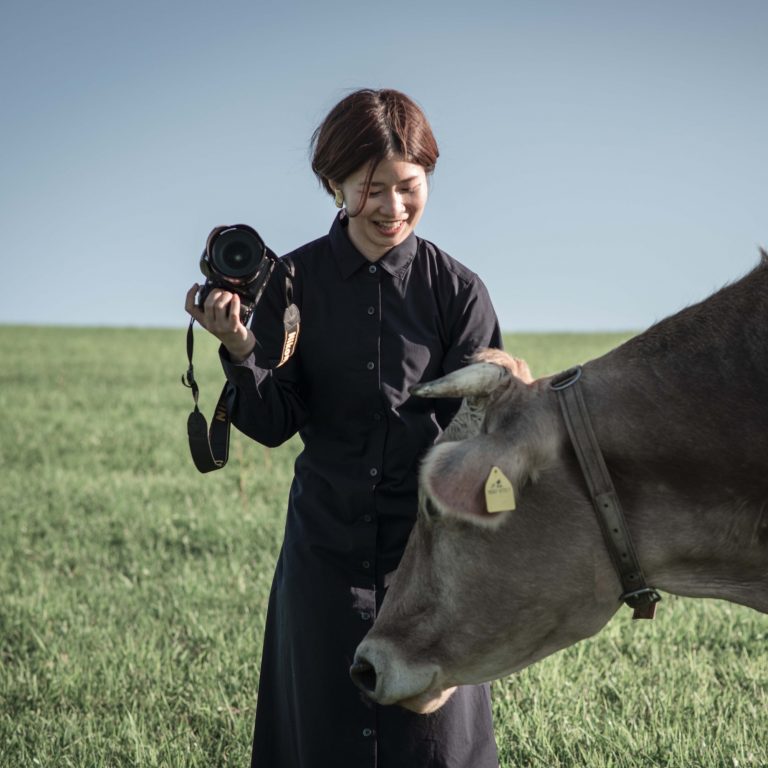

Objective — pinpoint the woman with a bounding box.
[186,89,502,767]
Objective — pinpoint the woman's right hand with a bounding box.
[184,284,257,362]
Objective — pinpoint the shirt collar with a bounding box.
[329,211,418,280]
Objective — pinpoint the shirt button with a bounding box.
[373,412,382,421]
[363,728,374,737]
[363,560,371,569]
[368,265,377,274]
[366,361,375,370]
[369,468,378,477]
[363,514,372,523]
[367,306,375,315]
[361,612,371,621]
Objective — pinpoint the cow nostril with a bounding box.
[350,659,378,695]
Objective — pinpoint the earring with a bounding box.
[334,189,344,208]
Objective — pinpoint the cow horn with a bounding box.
[411,363,510,399]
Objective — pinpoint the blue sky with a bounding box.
[1,0,765,331]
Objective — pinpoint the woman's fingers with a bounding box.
[229,293,242,326]
[209,289,231,321]
[201,288,247,333]
[206,288,236,329]
[510,356,533,384]
[184,285,249,354]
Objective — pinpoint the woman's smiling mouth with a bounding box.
[375,220,407,236]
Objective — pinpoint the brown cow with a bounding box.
[351,252,768,714]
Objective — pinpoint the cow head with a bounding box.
[351,350,624,713]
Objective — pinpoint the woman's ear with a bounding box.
[329,181,344,208]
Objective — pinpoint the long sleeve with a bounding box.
[441,274,502,376]
[219,346,307,448]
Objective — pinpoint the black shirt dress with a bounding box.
[220,213,502,768]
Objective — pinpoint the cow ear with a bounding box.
[419,438,530,528]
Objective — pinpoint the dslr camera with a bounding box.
[184,223,300,474]
[198,224,278,324]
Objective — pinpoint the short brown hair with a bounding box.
[310,89,439,212]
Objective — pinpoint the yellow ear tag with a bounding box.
[485,466,516,514]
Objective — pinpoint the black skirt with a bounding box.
[250,536,499,768]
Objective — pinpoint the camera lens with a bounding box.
[222,241,251,269]
[210,226,265,281]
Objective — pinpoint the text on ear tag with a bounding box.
[485,466,516,514]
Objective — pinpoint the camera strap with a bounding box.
[182,321,233,473]
[277,257,300,366]
[181,257,300,473]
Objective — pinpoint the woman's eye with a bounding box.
[366,185,419,199]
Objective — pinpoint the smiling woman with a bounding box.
[333,158,429,261]
[185,88,504,768]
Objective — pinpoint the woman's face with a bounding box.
[334,155,428,262]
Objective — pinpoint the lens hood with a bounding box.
[205,224,267,285]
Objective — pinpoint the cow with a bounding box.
[350,252,768,714]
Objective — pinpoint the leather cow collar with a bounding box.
[550,366,662,620]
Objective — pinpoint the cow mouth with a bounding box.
[398,685,458,714]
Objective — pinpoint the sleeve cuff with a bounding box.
[219,344,271,386]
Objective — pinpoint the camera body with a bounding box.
[198,224,277,324]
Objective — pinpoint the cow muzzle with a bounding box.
[350,640,457,713]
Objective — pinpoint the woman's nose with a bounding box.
[379,190,405,216]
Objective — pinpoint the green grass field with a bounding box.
[1,326,766,767]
